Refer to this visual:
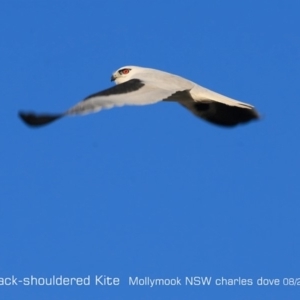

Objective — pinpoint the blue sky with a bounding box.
[1,0,300,299]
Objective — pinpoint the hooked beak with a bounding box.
[111,74,116,82]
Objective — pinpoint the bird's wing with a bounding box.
[180,100,259,126]
[67,78,186,115]
[19,78,192,127]
[176,84,260,127]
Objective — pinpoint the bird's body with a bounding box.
[19,66,259,127]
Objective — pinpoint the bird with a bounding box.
[19,66,259,127]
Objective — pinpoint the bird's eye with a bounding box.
[120,68,130,75]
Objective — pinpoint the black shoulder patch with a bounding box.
[84,79,145,101]
[194,102,210,111]
[163,89,192,101]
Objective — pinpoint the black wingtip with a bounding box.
[19,111,63,127]
[192,102,261,127]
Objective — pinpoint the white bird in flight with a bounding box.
[19,66,259,127]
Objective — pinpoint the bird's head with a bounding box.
[111,66,143,84]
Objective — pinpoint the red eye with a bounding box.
[122,69,130,74]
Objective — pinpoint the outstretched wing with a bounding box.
[180,100,259,126]
[66,79,179,115]
[19,78,190,127]
[176,84,260,127]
